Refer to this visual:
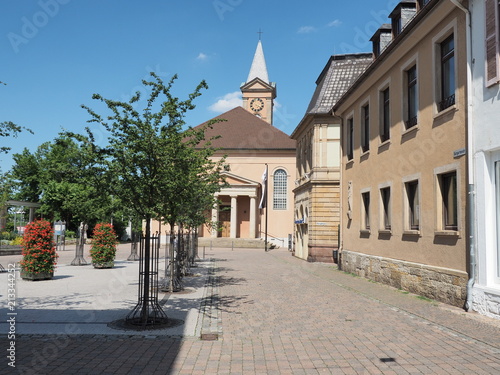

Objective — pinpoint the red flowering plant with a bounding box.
[20,220,58,275]
[90,223,118,267]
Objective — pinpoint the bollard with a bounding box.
[203,246,205,259]
[232,241,234,251]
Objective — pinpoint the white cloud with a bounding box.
[297,26,317,34]
[328,19,342,27]
[196,52,208,61]
[208,91,242,113]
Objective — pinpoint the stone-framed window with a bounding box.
[273,169,287,210]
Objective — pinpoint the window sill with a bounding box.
[433,104,457,120]
[360,229,371,235]
[346,159,354,167]
[434,230,460,237]
[403,230,420,236]
[378,229,392,235]
[402,125,419,137]
[360,150,370,159]
[378,139,390,149]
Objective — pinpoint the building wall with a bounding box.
[470,0,500,318]
[293,117,341,262]
[337,2,468,306]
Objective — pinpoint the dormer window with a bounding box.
[389,1,417,37]
[370,24,392,58]
[393,15,402,37]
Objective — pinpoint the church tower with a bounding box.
[240,40,277,125]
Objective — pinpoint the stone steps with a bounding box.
[197,237,270,249]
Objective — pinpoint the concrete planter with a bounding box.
[92,261,114,269]
[20,270,54,281]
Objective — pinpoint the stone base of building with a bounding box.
[340,250,467,307]
[470,285,500,319]
[307,245,335,263]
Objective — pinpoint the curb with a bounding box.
[200,258,222,340]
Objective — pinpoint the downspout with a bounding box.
[336,112,344,269]
[449,0,475,311]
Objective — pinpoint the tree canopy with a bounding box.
[10,133,120,231]
[80,72,226,230]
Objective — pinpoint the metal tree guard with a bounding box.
[127,231,140,261]
[126,231,168,327]
[161,230,183,292]
[71,222,88,266]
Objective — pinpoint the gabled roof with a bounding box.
[194,107,295,150]
[222,171,260,186]
[240,77,276,93]
[305,53,373,115]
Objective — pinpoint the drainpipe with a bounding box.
[449,0,475,311]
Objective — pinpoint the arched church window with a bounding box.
[273,169,287,210]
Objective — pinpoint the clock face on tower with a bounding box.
[250,98,264,112]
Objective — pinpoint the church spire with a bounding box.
[246,40,270,84]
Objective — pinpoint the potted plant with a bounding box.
[20,220,58,281]
[90,223,117,268]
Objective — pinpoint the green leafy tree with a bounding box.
[0,81,33,229]
[81,72,225,324]
[11,133,117,231]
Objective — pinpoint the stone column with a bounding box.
[249,195,257,238]
[230,195,238,238]
[211,205,218,238]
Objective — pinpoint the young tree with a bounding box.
[81,72,225,326]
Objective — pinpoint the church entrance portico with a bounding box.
[210,172,261,239]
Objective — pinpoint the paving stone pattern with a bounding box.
[5,247,500,374]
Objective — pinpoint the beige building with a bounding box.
[291,54,372,262]
[334,0,469,307]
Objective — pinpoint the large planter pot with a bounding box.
[93,261,114,269]
[21,270,54,281]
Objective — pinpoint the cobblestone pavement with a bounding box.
[4,247,500,374]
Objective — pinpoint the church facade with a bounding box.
[195,41,296,247]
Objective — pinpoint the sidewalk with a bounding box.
[1,245,500,374]
[0,243,214,338]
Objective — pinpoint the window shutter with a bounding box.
[485,0,500,86]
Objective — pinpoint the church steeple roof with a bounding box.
[246,40,270,84]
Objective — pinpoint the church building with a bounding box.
[196,40,296,247]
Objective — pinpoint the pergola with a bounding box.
[1,200,41,230]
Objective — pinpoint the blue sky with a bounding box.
[1,0,398,171]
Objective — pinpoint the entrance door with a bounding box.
[219,206,231,238]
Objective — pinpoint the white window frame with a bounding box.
[273,168,288,210]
